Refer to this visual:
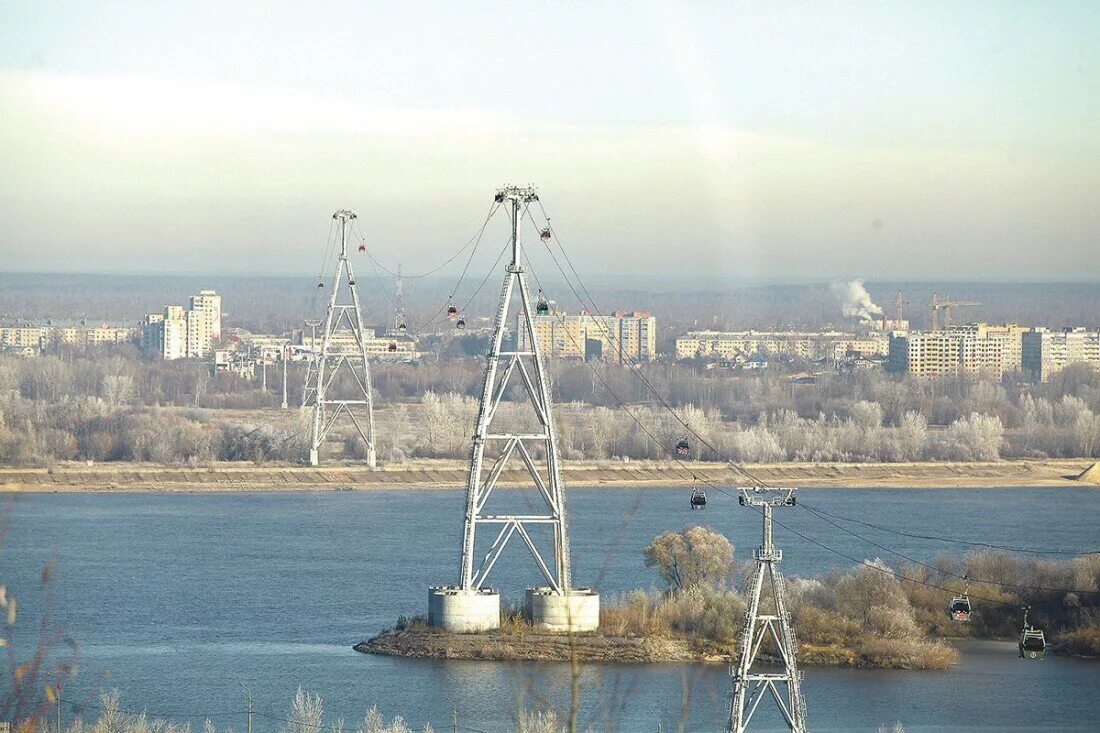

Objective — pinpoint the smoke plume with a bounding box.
[831,280,884,322]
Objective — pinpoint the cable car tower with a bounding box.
[729,487,807,733]
[428,185,598,633]
[306,209,377,468]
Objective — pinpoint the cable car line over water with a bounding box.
[795,500,1100,557]
[795,502,1100,597]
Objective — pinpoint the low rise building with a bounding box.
[0,322,137,352]
[1022,327,1100,382]
[676,330,886,362]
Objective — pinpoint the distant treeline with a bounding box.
[1,348,1099,466]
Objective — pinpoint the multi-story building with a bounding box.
[0,326,48,349]
[520,310,657,364]
[296,329,422,361]
[887,323,1029,378]
[186,290,222,357]
[141,291,222,360]
[1022,327,1100,382]
[676,330,886,362]
[0,323,137,351]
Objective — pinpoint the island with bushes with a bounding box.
[359,526,1100,669]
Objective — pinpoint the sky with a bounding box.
[0,1,1098,281]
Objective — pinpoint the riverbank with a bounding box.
[1,458,1097,492]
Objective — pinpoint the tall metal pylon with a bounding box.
[729,487,807,733]
[300,319,321,409]
[392,264,406,335]
[458,185,572,594]
[306,209,377,468]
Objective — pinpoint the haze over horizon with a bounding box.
[2,1,1098,281]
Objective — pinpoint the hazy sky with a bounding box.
[1,1,1098,281]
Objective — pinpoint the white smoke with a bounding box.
[831,279,884,322]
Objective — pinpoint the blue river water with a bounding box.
[2,487,1098,732]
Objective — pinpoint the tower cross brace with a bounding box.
[729,487,807,733]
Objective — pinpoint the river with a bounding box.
[2,487,1098,731]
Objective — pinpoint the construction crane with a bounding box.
[929,292,981,331]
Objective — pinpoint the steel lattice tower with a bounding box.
[458,185,572,594]
[729,487,807,733]
[306,209,377,468]
[300,319,321,409]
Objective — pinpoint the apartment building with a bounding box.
[1022,327,1100,382]
[676,330,885,361]
[142,291,222,360]
[519,310,657,363]
[0,323,137,351]
[887,323,1029,378]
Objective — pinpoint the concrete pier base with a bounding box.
[428,586,500,632]
[525,587,600,632]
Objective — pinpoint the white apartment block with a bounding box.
[676,330,885,361]
[142,291,222,360]
[0,323,137,351]
[519,310,657,364]
[887,323,1030,378]
[1022,327,1100,382]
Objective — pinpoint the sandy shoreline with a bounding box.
[1,458,1097,492]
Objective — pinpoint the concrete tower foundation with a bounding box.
[428,587,500,632]
[525,587,600,632]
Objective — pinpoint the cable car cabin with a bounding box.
[675,439,690,457]
[536,292,550,316]
[398,322,407,333]
[348,279,356,286]
[447,306,458,320]
[948,595,972,622]
[317,282,324,289]
[456,318,466,330]
[540,228,552,243]
[1019,627,1046,660]
[387,342,397,352]
[358,244,366,252]
[690,487,707,510]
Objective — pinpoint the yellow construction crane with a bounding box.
[929,292,981,331]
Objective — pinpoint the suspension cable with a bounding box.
[524,205,765,487]
[797,499,1100,556]
[795,502,1100,596]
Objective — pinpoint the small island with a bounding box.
[358,525,1100,670]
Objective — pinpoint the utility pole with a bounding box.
[729,487,806,733]
[54,676,61,733]
[241,684,253,733]
[305,210,377,467]
[281,345,289,409]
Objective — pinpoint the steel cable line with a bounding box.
[407,206,505,336]
[523,260,729,489]
[797,499,1100,556]
[59,696,244,721]
[796,502,1100,596]
[524,205,1100,593]
[754,510,1027,609]
[355,201,501,280]
[524,207,765,488]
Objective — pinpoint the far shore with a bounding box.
[1,458,1097,492]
